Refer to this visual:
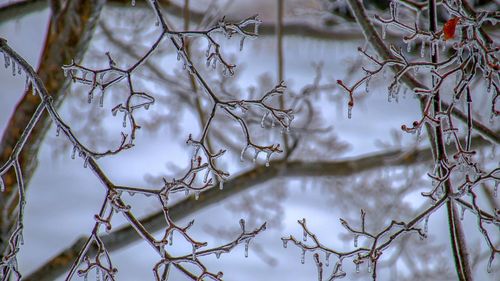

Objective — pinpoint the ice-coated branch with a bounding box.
[0,0,278,277]
[283,196,448,280]
[286,0,499,279]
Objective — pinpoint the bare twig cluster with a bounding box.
[0,0,294,280]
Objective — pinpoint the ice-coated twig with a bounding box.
[283,196,448,280]
[152,219,266,281]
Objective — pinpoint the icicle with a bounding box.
[420,40,426,58]
[122,114,127,128]
[416,127,422,142]
[168,231,173,245]
[82,70,88,81]
[184,188,189,197]
[300,249,306,264]
[347,104,353,119]
[11,61,16,76]
[494,181,498,197]
[303,229,307,242]
[244,240,250,258]
[192,244,196,260]
[131,0,136,6]
[18,62,23,75]
[83,156,89,168]
[381,25,387,40]
[260,112,268,128]
[354,235,358,247]
[84,273,88,281]
[88,91,93,104]
[203,169,210,183]
[56,126,61,137]
[265,152,271,167]
[424,215,429,234]
[355,262,360,273]
[407,40,412,53]
[252,150,259,163]
[365,77,370,93]
[4,53,10,68]
[219,180,224,190]
[487,254,494,273]
[282,239,288,248]
[239,37,245,51]
[367,259,372,273]
[325,252,330,267]
[24,76,31,92]
[195,191,200,200]
[0,177,5,192]
[71,146,78,159]
[240,145,248,162]
[99,94,104,108]
[128,191,135,196]
[160,246,166,257]
[96,267,101,281]
[216,251,221,259]
[489,112,496,124]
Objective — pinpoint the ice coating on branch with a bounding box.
[282,239,288,248]
[244,239,250,258]
[4,52,10,68]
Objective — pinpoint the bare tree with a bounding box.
[0,0,498,280]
